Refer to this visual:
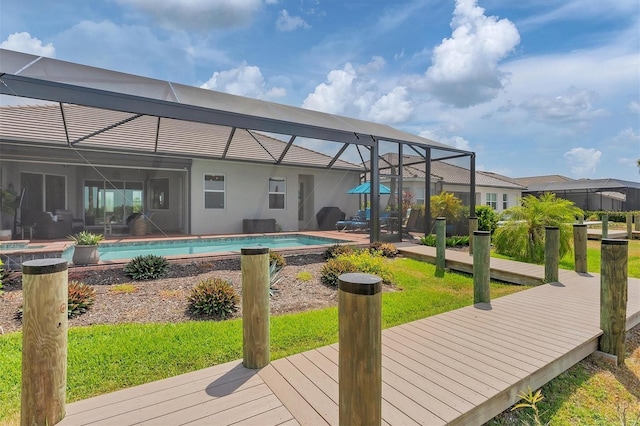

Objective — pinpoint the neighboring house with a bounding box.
[377,153,525,213]
[515,175,640,211]
[0,49,474,240]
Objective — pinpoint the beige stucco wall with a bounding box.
[190,159,360,235]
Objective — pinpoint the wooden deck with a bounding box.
[59,246,640,426]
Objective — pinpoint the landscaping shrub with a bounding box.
[188,278,238,319]
[320,258,359,287]
[494,193,582,264]
[269,251,286,269]
[369,242,398,257]
[67,280,96,318]
[321,250,392,287]
[270,261,283,297]
[420,235,469,247]
[475,205,499,233]
[124,254,170,280]
[323,244,358,260]
[295,271,313,282]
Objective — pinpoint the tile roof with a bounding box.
[0,104,362,170]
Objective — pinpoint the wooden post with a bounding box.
[241,247,270,369]
[599,239,628,366]
[573,224,588,274]
[468,216,478,255]
[21,259,68,426]
[339,273,382,426]
[627,213,633,239]
[635,214,640,232]
[545,226,559,283]
[435,217,446,277]
[473,231,491,304]
[602,214,608,239]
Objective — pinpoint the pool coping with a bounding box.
[0,231,370,271]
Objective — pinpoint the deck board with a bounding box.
[58,245,640,425]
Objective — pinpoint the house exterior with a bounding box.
[0,49,475,241]
[378,153,525,213]
[0,104,362,236]
[515,175,640,211]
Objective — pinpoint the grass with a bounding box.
[109,283,137,294]
[488,326,640,425]
[493,239,640,278]
[0,258,526,421]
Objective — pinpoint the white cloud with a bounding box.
[302,63,357,114]
[276,10,309,32]
[0,32,55,57]
[629,101,640,114]
[423,0,520,107]
[563,147,602,175]
[116,0,264,30]
[200,62,286,99]
[419,129,472,151]
[357,56,386,74]
[367,87,412,124]
[519,88,607,124]
[611,127,640,146]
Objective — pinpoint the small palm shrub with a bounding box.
[321,250,392,287]
[68,280,96,318]
[188,278,238,319]
[494,193,583,264]
[475,205,499,233]
[369,242,398,257]
[269,252,286,269]
[124,254,170,280]
[324,244,358,260]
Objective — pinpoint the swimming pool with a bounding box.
[95,234,347,261]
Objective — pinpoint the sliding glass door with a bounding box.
[84,180,143,225]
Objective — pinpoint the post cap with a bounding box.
[22,258,68,275]
[339,273,382,295]
[545,226,559,230]
[241,247,270,255]
[473,231,491,236]
[601,239,628,246]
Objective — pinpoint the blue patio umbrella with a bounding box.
[346,182,392,194]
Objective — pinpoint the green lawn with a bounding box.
[0,258,526,422]
[493,239,640,278]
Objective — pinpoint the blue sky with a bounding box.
[1,0,639,181]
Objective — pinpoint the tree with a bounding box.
[493,193,583,264]
[475,205,499,233]
[430,192,463,222]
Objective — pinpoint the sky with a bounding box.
[1,0,639,181]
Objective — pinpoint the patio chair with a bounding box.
[335,209,369,231]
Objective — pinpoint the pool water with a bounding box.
[96,234,345,261]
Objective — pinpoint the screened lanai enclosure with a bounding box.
[0,48,475,242]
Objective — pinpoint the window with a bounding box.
[149,179,169,210]
[269,177,286,209]
[486,193,497,209]
[502,194,508,210]
[204,174,225,209]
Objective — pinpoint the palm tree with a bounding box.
[493,193,583,264]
